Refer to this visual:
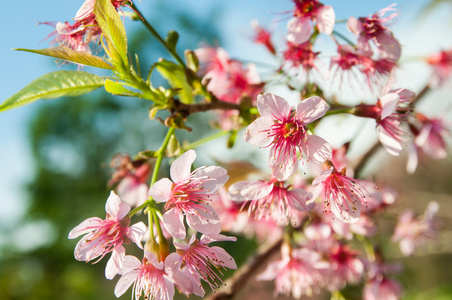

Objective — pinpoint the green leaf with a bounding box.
[104,79,136,96]
[14,47,114,70]
[165,31,179,52]
[0,71,105,112]
[165,134,181,157]
[94,0,128,65]
[156,60,193,104]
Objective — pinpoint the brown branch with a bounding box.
[206,238,283,300]
[413,84,431,105]
[354,141,381,178]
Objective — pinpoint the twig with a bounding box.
[206,238,283,300]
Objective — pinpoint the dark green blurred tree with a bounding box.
[0,2,222,299]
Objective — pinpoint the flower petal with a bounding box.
[186,204,221,235]
[170,149,196,183]
[257,93,291,118]
[126,222,146,249]
[378,126,403,156]
[117,178,148,207]
[317,6,335,35]
[163,208,186,239]
[380,93,399,120]
[105,245,125,280]
[228,181,251,201]
[305,135,332,164]
[148,178,173,202]
[193,166,229,194]
[210,246,237,269]
[241,181,273,200]
[68,217,102,239]
[346,16,363,35]
[297,96,328,125]
[105,191,130,220]
[244,116,274,147]
[287,17,312,44]
[114,270,140,297]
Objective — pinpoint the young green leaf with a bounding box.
[156,60,194,104]
[0,71,105,112]
[94,0,128,66]
[166,30,179,52]
[104,79,138,96]
[14,47,114,70]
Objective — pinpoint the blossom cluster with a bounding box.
[23,0,449,299]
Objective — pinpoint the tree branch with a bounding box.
[206,238,283,300]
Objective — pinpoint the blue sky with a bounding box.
[1,0,451,249]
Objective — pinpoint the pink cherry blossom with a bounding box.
[114,252,175,300]
[257,245,327,298]
[165,234,237,296]
[327,244,364,290]
[426,49,452,87]
[117,163,150,207]
[148,150,229,239]
[282,41,324,80]
[251,20,276,55]
[228,177,310,225]
[68,191,146,279]
[391,201,439,256]
[311,166,375,223]
[244,93,332,181]
[363,277,403,300]
[287,0,335,44]
[330,44,395,90]
[347,4,401,61]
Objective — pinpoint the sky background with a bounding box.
[1,0,452,249]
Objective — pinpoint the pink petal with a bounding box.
[105,245,125,280]
[269,147,298,181]
[114,270,140,297]
[200,233,237,244]
[296,96,328,124]
[380,93,399,120]
[170,150,196,183]
[148,178,173,202]
[145,251,164,269]
[163,275,176,300]
[305,135,332,164]
[228,181,251,201]
[378,127,403,156]
[330,193,361,223]
[376,33,401,61]
[287,17,312,44]
[117,178,148,207]
[244,116,274,147]
[126,222,146,249]
[118,255,142,275]
[163,208,186,239]
[346,16,363,35]
[241,181,273,200]
[406,144,418,174]
[74,0,94,21]
[68,217,102,239]
[317,6,335,35]
[257,93,291,119]
[193,166,229,193]
[210,246,237,269]
[105,191,130,220]
[165,253,197,296]
[290,188,309,211]
[186,204,221,235]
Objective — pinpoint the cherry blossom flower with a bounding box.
[287,0,335,44]
[311,166,375,223]
[148,150,229,239]
[330,44,395,90]
[114,252,175,300]
[282,41,325,80]
[228,177,310,225]
[68,191,146,279]
[251,20,275,55]
[426,49,452,87]
[327,244,364,290]
[244,93,332,181]
[347,4,401,61]
[195,46,263,130]
[392,201,439,256]
[117,163,150,207]
[165,234,237,296]
[257,245,327,298]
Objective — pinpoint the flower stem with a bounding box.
[151,127,176,186]
[332,30,355,47]
[129,2,186,67]
[182,130,231,151]
[325,106,355,116]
